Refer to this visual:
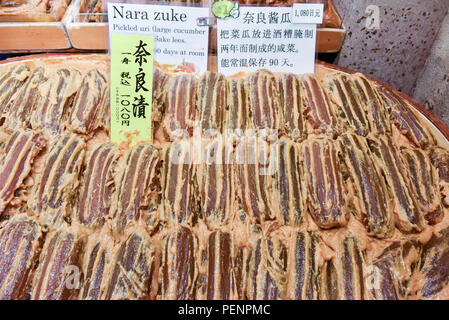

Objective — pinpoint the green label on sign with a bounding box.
[110,33,154,146]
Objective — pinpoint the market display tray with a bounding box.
[0,53,448,300]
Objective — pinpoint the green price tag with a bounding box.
[110,33,154,146]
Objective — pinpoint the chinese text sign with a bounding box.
[217,6,317,76]
[110,33,154,146]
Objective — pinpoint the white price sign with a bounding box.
[107,3,209,73]
[217,6,317,76]
[291,3,324,24]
